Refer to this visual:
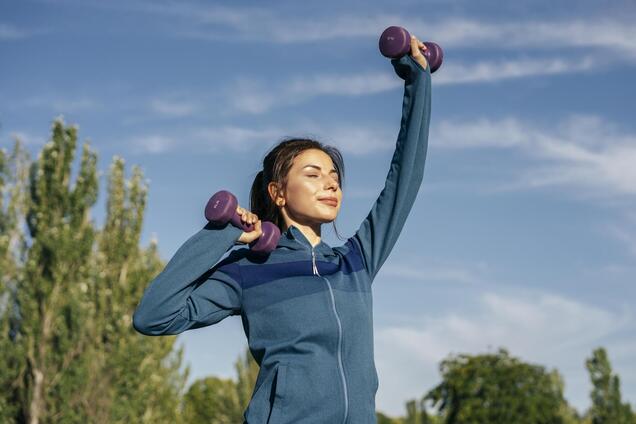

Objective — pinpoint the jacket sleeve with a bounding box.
[350,53,432,282]
[132,221,244,336]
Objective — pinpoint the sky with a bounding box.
[1,0,636,418]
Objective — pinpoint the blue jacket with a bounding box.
[133,53,431,424]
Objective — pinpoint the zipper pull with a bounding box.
[312,247,319,275]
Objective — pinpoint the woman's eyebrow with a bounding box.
[303,164,338,174]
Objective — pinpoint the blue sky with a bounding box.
[2,0,635,417]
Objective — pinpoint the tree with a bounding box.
[423,348,570,424]
[182,345,258,422]
[0,137,30,422]
[0,117,188,423]
[584,347,635,424]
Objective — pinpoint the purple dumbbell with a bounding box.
[205,190,281,254]
[379,26,443,73]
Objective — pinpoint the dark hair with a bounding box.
[249,136,345,240]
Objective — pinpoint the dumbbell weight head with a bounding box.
[378,26,443,73]
[249,221,281,254]
[205,190,255,232]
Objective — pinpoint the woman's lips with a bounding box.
[319,199,338,207]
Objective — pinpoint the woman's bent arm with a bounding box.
[132,221,243,335]
[351,54,432,282]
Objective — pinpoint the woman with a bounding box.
[133,35,431,424]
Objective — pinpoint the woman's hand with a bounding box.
[236,205,263,244]
[409,35,428,71]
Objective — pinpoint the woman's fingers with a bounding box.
[236,205,259,224]
[410,35,428,69]
[410,35,427,54]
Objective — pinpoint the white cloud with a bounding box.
[125,109,636,206]
[129,135,178,154]
[222,53,599,113]
[141,4,636,56]
[127,113,636,202]
[22,96,98,113]
[129,4,636,63]
[380,261,489,285]
[602,212,636,258]
[413,17,636,58]
[191,125,283,153]
[432,54,597,85]
[373,289,634,416]
[149,98,197,117]
[433,114,636,197]
[225,71,401,115]
[127,119,397,156]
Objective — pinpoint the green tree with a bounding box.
[423,348,569,424]
[182,345,258,423]
[584,347,635,424]
[377,410,404,423]
[0,118,188,423]
[0,138,31,422]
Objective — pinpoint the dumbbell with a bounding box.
[205,190,281,254]
[379,26,444,73]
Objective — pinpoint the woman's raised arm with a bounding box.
[350,51,432,283]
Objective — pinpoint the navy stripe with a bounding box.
[216,262,242,285]
[240,239,365,290]
[341,238,366,275]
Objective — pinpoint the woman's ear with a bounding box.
[268,181,285,206]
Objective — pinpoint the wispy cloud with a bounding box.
[373,288,633,416]
[0,23,28,40]
[128,135,178,154]
[225,72,401,115]
[128,125,285,155]
[380,260,490,285]
[431,54,597,85]
[222,53,600,114]
[127,113,636,200]
[139,4,636,52]
[433,113,636,197]
[21,96,99,113]
[128,3,636,62]
[602,212,636,258]
[126,114,398,156]
[149,98,198,117]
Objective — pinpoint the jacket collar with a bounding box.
[277,224,337,257]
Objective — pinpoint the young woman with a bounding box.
[133,35,432,424]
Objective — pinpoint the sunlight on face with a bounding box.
[277,148,343,226]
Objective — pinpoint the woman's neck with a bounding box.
[285,222,322,247]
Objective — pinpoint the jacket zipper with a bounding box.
[312,246,349,424]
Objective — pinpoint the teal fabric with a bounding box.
[133,53,432,423]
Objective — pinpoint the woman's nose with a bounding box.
[325,178,338,189]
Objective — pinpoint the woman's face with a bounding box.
[271,148,342,227]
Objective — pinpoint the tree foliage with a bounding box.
[182,346,259,423]
[0,118,188,423]
[422,348,569,424]
[585,347,635,424]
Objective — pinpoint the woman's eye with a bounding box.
[307,174,339,185]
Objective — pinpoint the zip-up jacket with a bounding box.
[133,52,432,424]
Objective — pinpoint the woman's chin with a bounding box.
[315,213,338,223]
